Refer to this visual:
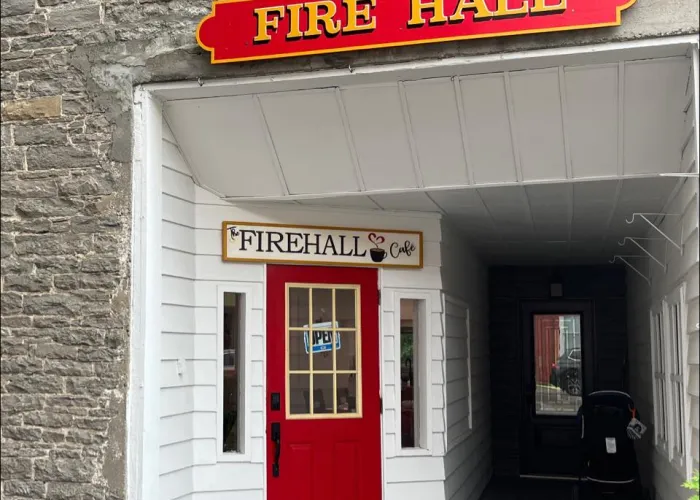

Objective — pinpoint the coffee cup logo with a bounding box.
[368,233,387,263]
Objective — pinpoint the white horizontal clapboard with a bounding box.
[221,221,423,269]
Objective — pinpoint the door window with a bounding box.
[533,314,582,416]
[286,284,362,419]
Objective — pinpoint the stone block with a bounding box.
[0,457,34,480]
[1,292,23,315]
[1,147,26,171]
[0,178,58,198]
[0,14,46,37]
[34,458,93,482]
[3,374,64,395]
[14,124,68,145]
[24,411,75,428]
[2,97,62,121]
[16,198,85,218]
[25,145,96,170]
[3,425,44,442]
[46,482,104,500]
[2,480,46,499]
[4,274,54,293]
[48,5,102,32]
[0,0,36,17]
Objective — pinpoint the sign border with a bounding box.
[197,0,637,65]
[221,221,424,269]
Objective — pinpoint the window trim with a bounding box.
[393,290,433,457]
[216,284,254,462]
[649,304,668,454]
[662,282,690,478]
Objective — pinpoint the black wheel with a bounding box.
[565,370,582,396]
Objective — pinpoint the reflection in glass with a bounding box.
[223,292,244,452]
[289,374,310,415]
[288,287,310,327]
[289,331,309,371]
[335,288,356,328]
[400,299,419,448]
[335,331,356,371]
[534,314,582,416]
[312,374,334,414]
[336,373,358,414]
[312,288,332,324]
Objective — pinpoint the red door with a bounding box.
[266,265,382,500]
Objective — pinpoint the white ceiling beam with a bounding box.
[398,81,425,188]
[617,61,626,176]
[220,172,680,202]
[424,192,447,215]
[558,67,574,179]
[334,88,366,192]
[521,185,537,236]
[453,77,475,185]
[503,72,524,183]
[253,94,290,196]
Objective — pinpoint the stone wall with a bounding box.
[0,0,697,498]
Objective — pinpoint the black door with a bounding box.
[520,300,594,477]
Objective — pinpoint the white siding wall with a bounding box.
[440,221,491,500]
[627,54,699,500]
[158,119,451,500]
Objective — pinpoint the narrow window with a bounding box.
[400,298,423,449]
[669,302,685,458]
[223,292,245,453]
[650,310,667,446]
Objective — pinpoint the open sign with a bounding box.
[303,322,341,354]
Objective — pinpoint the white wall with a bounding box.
[627,53,699,500]
[157,118,456,500]
[439,220,492,500]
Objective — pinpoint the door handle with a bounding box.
[271,422,281,477]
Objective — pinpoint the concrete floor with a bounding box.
[479,478,574,500]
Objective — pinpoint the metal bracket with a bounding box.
[625,213,683,254]
[617,237,667,271]
[609,255,651,285]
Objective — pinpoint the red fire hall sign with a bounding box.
[197,0,636,64]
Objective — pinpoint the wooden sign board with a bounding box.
[197,0,636,64]
[222,222,423,269]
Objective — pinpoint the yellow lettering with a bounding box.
[343,0,376,33]
[529,0,566,14]
[286,4,304,39]
[253,6,285,43]
[492,0,528,17]
[408,0,447,27]
[306,1,342,37]
[449,0,492,21]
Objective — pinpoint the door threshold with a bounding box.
[519,474,579,481]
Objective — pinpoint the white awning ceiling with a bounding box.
[161,50,693,264]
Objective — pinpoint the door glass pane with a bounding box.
[311,288,332,324]
[312,374,334,414]
[289,331,309,371]
[335,331,357,371]
[533,314,582,416]
[336,373,358,414]
[335,288,356,328]
[289,287,310,327]
[289,374,310,415]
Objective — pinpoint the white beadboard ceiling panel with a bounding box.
[258,90,359,195]
[458,75,518,184]
[340,85,417,191]
[564,64,619,178]
[623,59,689,175]
[164,96,285,197]
[402,79,469,187]
[508,69,568,181]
